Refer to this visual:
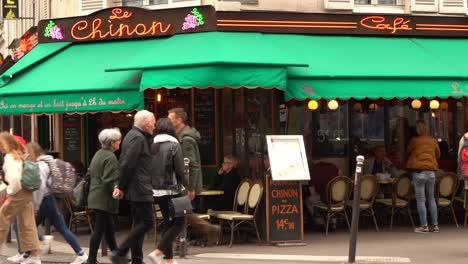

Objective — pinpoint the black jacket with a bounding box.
[151,135,187,191]
[215,168,241,210]
[117,126,153,202]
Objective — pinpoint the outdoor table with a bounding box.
[199,190,224,213]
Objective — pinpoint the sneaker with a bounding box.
[40,235,54,254]
[7,253,28,263]
[71,253,88,264]
[430,225,440,233]
[20,256,41,264]
[414,226,429,233]
[147,251,164,264]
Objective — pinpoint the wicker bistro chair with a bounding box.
[207,179,251,218]
[313,176,352,236]
[215,181,263,247]
[376,173,415,229]
[346,175,380,232]
[64,196,94,234]
[437,172,459,228]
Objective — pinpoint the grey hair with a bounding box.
[134,110,154,127]
[99,128,121,149]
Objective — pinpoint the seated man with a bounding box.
[304,161,340,227]
[214,155,241,211]
[363,146,397,177]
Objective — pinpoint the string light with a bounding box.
[307,100,318,110]
[328,100,339,110]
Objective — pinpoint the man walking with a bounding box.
[168,108,221,246]
[111,110,156,264]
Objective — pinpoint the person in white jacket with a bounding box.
[0,132,41,264]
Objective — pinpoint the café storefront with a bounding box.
[0,5,468,242]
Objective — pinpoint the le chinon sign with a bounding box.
[37,5,468,43]
[37,6,216,43]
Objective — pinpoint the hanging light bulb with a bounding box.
[353,103,362,112]
[328,100,339,110]
[440,102,449,111]
[430,100,440,109]
[157,93,162,103]
[369,103,378,112]
[307,100,318,110]
[411,99,422,109]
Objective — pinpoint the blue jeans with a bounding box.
[35,195,83,255]
[413,171,438,227]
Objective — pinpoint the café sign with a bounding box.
[37,5,216,43]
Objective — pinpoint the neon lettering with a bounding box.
[360,16,412,34]
[71,8,172,40]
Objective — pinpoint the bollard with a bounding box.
[348,155,365,263]
[179,157,190,258]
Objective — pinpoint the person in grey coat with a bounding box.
[111,110,156,264]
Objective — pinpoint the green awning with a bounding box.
[0,41,145,114]
[261,35,468,100]
[140,65,287,90]
[107,32,307,90]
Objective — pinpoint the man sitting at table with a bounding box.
[304,161,341,228]
[363,146,397,177]
[214,155,241,210]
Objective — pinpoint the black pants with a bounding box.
[117,201,155,264]
[88,210,118,264]
[155,196,186,259]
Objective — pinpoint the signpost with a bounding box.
[348,155,365,263]
[265,135,310,245]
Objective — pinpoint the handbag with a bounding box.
[168,146,193,217]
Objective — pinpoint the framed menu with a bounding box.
[266,135,310,181]
[62,114,83,163]
[193,89,217,166]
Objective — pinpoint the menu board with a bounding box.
[62,115,82,162]
[266,135,310,181]
[194,90,216,166]
[266,178,303,243]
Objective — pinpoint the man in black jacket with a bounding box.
[111,110,156,264]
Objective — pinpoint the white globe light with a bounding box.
[328,100,339,110]
[308,100,318,110]
[430,100,440,109]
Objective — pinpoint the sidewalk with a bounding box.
[12,224,468,264]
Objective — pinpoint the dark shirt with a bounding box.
[372,160,384,174]
[215,168,241,210]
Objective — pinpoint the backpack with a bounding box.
[72,171,90,207]
[459,136,468,179]
[21,160,42,192]
[44,159,77,194]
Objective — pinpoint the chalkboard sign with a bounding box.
[62,115,82,163]
[193,90,216,166]
[266,177,303,243]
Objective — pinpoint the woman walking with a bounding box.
[0,132,41,264]
[148,118,188,264]
[87,128,121,264]
[25,142,88,264]
[407,120,441,233]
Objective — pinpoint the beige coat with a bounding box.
[406,135,440,171]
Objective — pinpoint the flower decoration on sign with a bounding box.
[44,20,64,40]
[182,8,205,31]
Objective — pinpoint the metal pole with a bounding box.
[179,157,190,258]
[348,155,365,263]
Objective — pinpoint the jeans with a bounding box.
[116,201,154,264]
[155,196,185,259]
[413,171,438,227]
[88,210,117,264]
[35,195,83,255]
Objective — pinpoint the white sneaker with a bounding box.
[147,251,164,264]
[7,253,27,263]
[40,235,54,254]
[20,256,41,264]
[70,253,88,264]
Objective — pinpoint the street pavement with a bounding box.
[1,224,468,264]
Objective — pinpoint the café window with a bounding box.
[350,100,385,157]
[355,0,399,5]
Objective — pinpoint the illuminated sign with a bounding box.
[2,0,18,19]
[37,6,216,43]
[217,12,468,37]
